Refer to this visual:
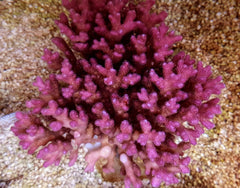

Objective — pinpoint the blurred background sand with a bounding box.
[0,0,239,187]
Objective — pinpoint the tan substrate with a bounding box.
[0,0,239,187]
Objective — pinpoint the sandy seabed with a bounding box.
[0,0,239,187]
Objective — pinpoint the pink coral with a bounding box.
[11,0,225,187]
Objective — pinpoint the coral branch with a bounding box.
[12,0,224,187]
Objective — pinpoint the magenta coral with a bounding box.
[11,0,225,187]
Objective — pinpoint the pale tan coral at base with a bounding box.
[0,0,239,188]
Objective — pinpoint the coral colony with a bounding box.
[11,0,225,187]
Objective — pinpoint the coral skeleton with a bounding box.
[11,0,225,187]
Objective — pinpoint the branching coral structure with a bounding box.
[11,0,225,187]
